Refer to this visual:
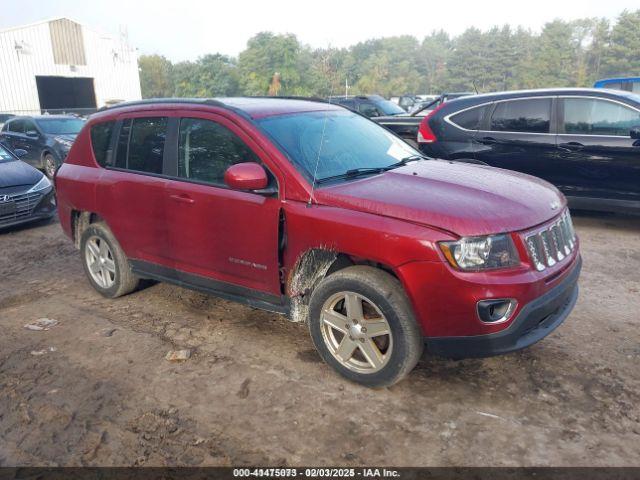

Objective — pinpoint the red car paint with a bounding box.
[56,98,580,340]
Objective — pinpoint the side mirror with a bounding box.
[630,126,640,139]
[224,162,270,192]
[13,148,28,158]
[26,130,39,138]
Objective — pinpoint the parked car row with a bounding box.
[0,115,85,178]
[0,142,57,229]
[389,94,440,112]
[327,95,407,118]
[325,88,640,215]
[329,92,474,149]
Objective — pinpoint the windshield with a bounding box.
[0,144,15,162]
[373,98,406,115]
[36,118,85,135]
[258,110,420,183]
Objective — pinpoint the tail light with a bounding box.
[417,104,445,144]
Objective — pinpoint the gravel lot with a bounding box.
[0,212,639,467]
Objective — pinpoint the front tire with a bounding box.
[43,153,58,179]
[308,266,423,387]
[80,222,139,298]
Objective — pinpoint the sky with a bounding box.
[1,0,638,62]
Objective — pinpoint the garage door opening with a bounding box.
[35,76,97,114]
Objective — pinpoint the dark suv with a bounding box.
[417,88,640,214]
[0,115,85,178]
[327,95,406,118]
[55,98,581,387]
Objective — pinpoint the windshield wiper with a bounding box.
[316,155,425,184]
[316,167,386,184]
[384,155,425,170]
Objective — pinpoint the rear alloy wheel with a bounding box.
[44,153,57,179]
[85,235,116,289]
[80,222,140,298]
[309,266,423,387]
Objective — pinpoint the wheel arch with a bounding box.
[286,247,400,324]
[70,210,105,249]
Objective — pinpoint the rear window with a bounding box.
[36,118,85,135]
[449,105,487,130]
[490,98,551,133]
[114,117,168,174]
[90,121,115,167]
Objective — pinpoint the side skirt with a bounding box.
[130,260,290,316]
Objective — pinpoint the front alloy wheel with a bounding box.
[308,266,423,387]
[320,291,392,373]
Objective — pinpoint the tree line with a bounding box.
[139,9,640,99]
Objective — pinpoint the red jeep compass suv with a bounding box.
[56,98,581,387]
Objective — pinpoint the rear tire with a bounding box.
[80,222,139,298]
[308,266,423,388]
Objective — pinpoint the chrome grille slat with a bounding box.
[0,191,43,225]
[525,210,576,271]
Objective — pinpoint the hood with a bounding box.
[373,115,420,124]
[0,160,43,188]
[315,160,565,237]
[54,134,77,142]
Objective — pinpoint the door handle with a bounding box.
[477,136,499,145]
[169,194,195,204]
[558,142,584,152]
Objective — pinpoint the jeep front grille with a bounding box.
[525,210,576,271]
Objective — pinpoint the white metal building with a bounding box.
[0,18,141,115]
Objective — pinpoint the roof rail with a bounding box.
[247,95,329,103]
[98,96,335,113]
[97,98,226,112]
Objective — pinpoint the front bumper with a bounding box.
[426,255,581,359]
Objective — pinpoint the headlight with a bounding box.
[55,136,74,150]
[28,175,52,192]
[439,234,520,271]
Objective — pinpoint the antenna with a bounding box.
[307,53,337,208]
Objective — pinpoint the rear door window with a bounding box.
[449,105,487,130]
[490,98,551,133]
[177,117,261,185]
[90,121,115,167]
[114,117,168,174]
[7,119,24,133]
[358,102,381,117]
[562,98,640,136]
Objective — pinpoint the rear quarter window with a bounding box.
[90,121,115,167]
[449,105,487,130]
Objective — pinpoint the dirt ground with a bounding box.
[0,212,639,467]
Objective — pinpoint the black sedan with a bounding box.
[0,143,56,229]
[416,88,640,214]
[0,115,85,179]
